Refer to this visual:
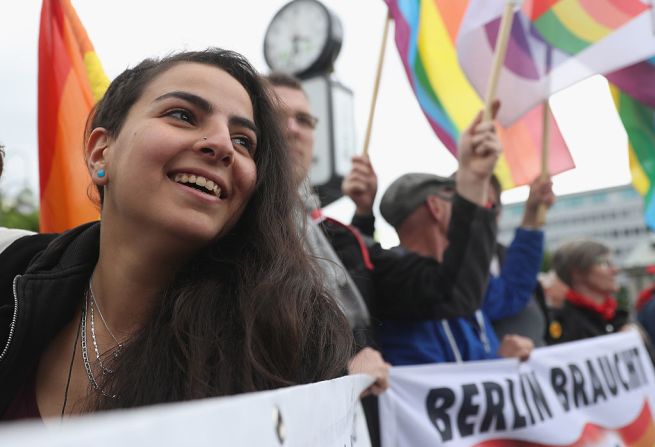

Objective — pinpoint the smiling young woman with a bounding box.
[0,49,353,421]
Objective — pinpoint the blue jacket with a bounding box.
[378,228,544,365]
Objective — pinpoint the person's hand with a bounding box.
[456,100,502,205]
[521,175,555,229]
[620,322,641,333]
[497,334,534,361]
[341,155,378,216]
[347,347,391,397]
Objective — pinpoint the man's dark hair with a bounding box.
[264,72,305,92]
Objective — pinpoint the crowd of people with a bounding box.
[0,47,651,442]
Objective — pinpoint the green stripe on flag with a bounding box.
[533,10,588,55]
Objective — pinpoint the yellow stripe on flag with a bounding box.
[609,85,650,195]
[418,0,481,131]
[494,153,515,189]
[551,0,611,44]
[629,145,650,195]
[84,51,110,103]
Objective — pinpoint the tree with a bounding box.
[0,186,39,231]
[541,249,552,273]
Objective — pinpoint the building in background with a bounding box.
[499,184,653,305]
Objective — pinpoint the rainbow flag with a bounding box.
[385,0,574,189]
[527,0,650,56]
[608,59,655,229]
[38,0,109,232]
[457,0,655,126]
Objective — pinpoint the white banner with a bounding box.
[0,374,373,446]
[380,331,655,446]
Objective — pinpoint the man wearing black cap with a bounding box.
[372,168,536,365]
[357,106,508,326]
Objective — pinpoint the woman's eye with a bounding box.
[166,109,195,124]
[232,135,255,154]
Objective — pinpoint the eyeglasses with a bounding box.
[288,112,319,130]
[594,258,616,268]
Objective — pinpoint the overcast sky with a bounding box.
[0,0,631,245]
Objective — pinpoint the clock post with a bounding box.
[263,0,357,206]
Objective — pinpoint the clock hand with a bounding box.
[292,35,300,55]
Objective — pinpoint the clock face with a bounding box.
[264,0,339,76]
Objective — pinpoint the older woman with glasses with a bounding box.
[546,239,628,344]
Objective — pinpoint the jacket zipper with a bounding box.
[0,275,21,363]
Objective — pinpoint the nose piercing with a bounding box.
[202,137,208,141]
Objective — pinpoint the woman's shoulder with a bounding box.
[0,229,60,280]
[0,227,36,255]
[0,230,58,311]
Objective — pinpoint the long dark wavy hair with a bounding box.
[84,49,353,410]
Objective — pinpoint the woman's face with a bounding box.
[578,255,619,296]
[92,62,258,247]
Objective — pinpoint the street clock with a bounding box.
[263,0,343,79]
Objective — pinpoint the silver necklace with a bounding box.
[89,298,115,375]
[88,281,122,375]
[81,290,117,399]
[60,315,81,420]
[88,280,122,348]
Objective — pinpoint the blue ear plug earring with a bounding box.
[97,169,106,178]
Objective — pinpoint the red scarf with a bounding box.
[565,289,617,321]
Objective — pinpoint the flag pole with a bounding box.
[483,0,517,121]
[362,12,392,157]
[540,101,551,179]
[535,100,551,226]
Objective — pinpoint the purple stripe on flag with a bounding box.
[484,14,540,79]
[607,61,655,108]
[427,116,458,154]
[386,0,411,65]
[387,0,414,90]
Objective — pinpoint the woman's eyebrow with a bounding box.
[154,91,213,114]
[155,91,258,136]
[230,116,259,137]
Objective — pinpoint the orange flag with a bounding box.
[38,0,109,232]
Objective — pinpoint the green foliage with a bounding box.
[0,187,39,231]
[541,250,552,272]
[616,285,630,311]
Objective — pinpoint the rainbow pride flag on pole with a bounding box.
[457,0,655,126]
[608,59,655,229]
[384,0,574,189]
[38,0,109,232]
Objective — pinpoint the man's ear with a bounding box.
[425,195,443,222]
[86,128,110,185]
